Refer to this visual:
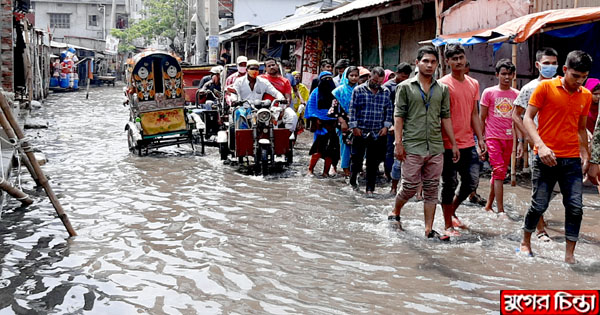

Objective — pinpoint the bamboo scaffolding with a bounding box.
[0,104,40,186]
[0,92,77,236]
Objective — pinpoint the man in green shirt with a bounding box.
[388,46,459,240]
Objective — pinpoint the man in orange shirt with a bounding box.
[520,50,593,264]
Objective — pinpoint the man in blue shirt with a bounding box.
[349,67,393,196]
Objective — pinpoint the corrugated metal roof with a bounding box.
[314,0,396,21]
[262,11,326,32]
[226,0,401,41]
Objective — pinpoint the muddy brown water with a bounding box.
[0,85,598,314]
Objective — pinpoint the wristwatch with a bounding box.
[517,138,525,143]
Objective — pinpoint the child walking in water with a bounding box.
[480,59,519,216]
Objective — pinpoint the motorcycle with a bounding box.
[218,98,294,175]
[186,89,229,154]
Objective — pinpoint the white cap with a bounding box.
[236,56,248,65]
[210,65,224,74]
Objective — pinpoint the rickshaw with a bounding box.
[124,51,205,155]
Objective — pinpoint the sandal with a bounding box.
[427,230,450,242]
[387,215,400,222]
[537,231,551,242]
[469,193,487,206]
[444,227,461,237]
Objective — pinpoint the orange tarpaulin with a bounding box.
[432,7,600,44]
[480,7,600,43]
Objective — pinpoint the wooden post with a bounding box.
[333,22,337,63]
[377,16,383,67]
[257,34,261,61]
[230,41,235,62]
[267,33,271,51]
[0,92,77,236]
[300,34,306,83]
[245,38,248,57]
[574,0,579,8]
[23,23,33,104]
[357,19,363,65]
[511,44,518,186]
[86,59,93,99]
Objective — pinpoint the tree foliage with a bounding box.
[111,0,188,54]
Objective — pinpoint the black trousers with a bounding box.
[350,134,386,192]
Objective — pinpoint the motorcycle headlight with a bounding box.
[257,109,271,124]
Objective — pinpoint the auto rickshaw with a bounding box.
[124,51,205,155]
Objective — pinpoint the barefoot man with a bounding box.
[520,50,593,264]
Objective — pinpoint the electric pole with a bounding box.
[185,0,193,62]
[208,0,219,64]
[195,0,206,64]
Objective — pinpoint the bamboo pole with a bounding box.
[0,92,77,236]
[0,104,40,186]
[0,179,33,206]
[377,16,383,67]
[357,19,363,65]
[23,23,33,104]
[511,44,518,186]
[333,22,337,64]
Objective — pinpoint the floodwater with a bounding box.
[0,85,599,315]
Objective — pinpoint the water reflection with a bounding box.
[0,85,598,314]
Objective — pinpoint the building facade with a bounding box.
[233,0,314,26]
[31,0,129,41]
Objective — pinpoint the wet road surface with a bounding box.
[0,85,599,314]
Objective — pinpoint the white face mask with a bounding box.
[238,66,247,74]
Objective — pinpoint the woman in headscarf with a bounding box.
[585,78,600,134]
[305,71,339,177]
[291,71,310,133]
[330,66,359,177]
[383,69,395,84]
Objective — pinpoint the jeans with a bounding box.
[384,133,395,177]
[391,159,402,180]
[441,146,479,205]
[350,134,386,192]
[469,146,482,191]
[523,157,583,242]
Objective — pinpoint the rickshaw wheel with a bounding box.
[127,129,137,153]
[259,147,270,176]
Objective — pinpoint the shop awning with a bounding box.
[425,7,600,46]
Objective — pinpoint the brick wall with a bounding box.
[0,0,13,92]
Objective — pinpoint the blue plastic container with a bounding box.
[59,77,69,88]
[50,77,58,87]
[73,79,79,89]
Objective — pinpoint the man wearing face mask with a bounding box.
[226,56,248,87]
[512,47,559,243]
[348,67,393,196]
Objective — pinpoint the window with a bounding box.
[88,15,98,27]
[50,13,70,28]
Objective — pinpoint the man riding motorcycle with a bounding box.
[229,59,284,129]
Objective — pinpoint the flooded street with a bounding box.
[1,84,599,314]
